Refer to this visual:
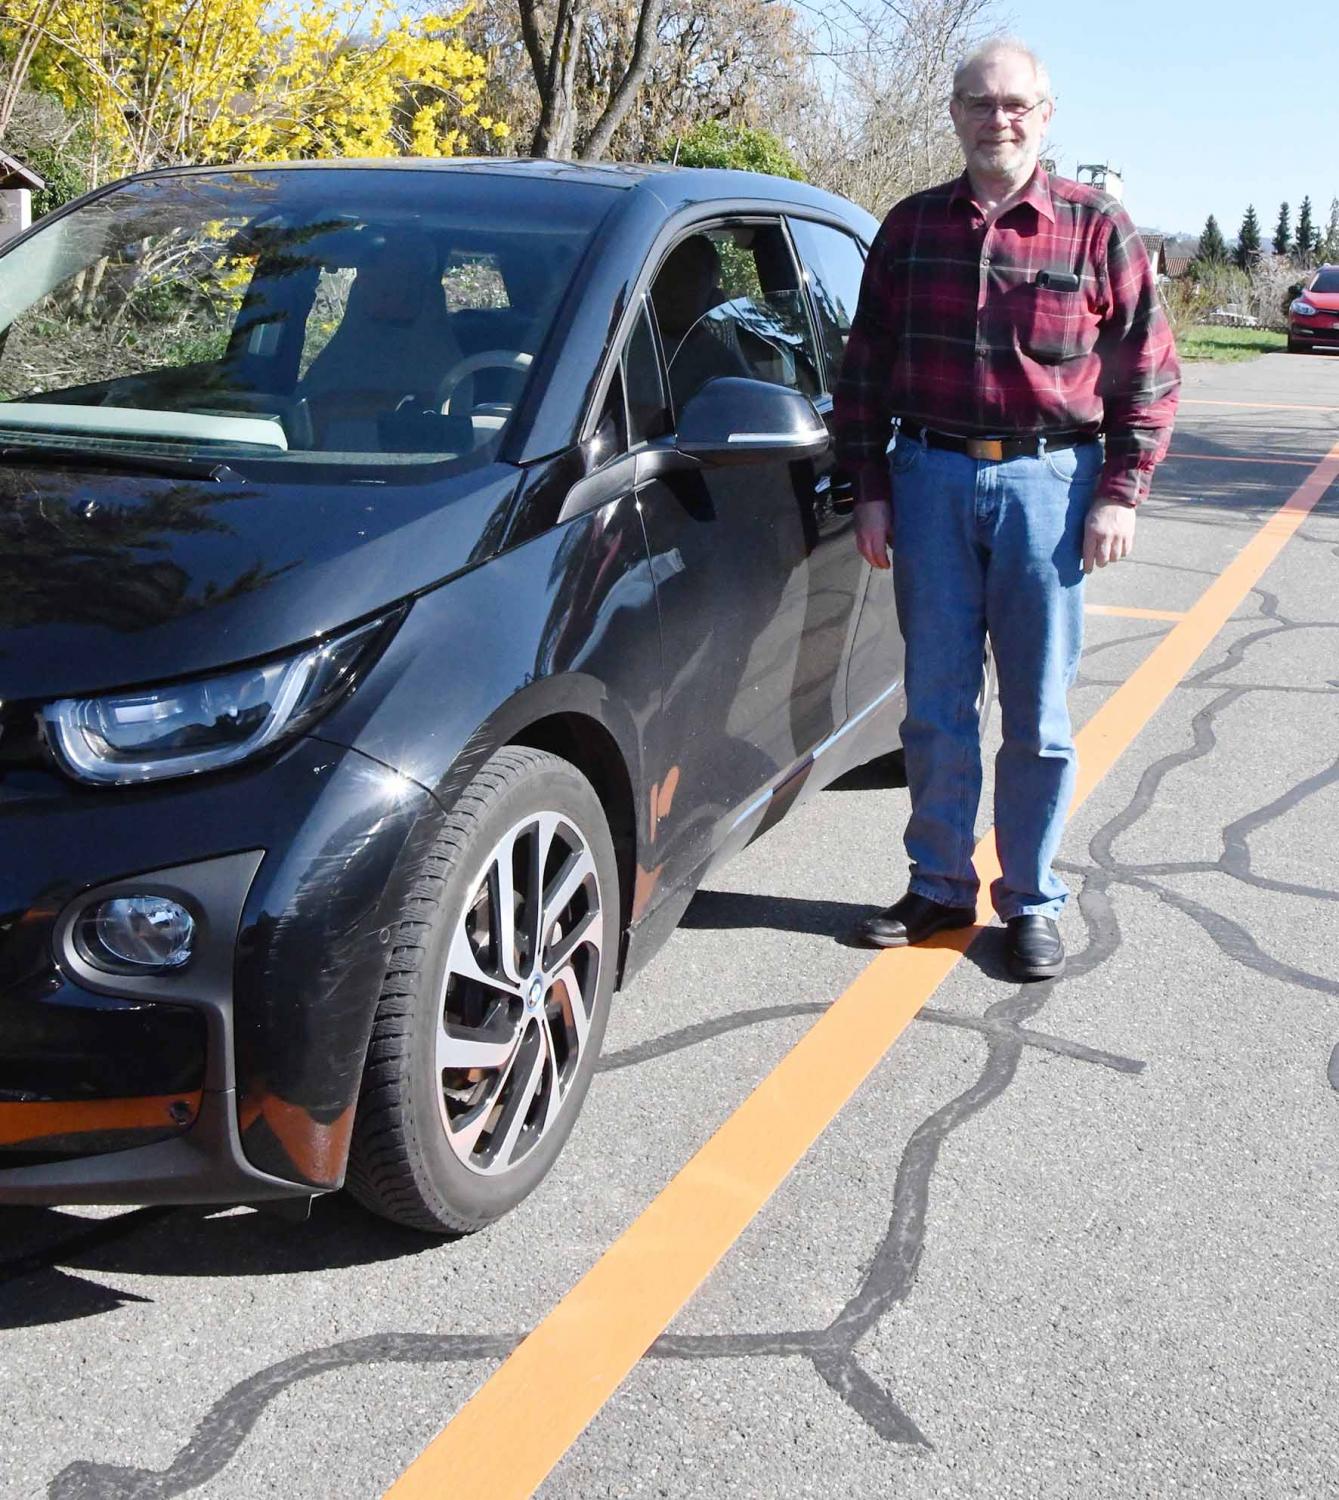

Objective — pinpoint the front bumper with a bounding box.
[0,736,442,1205]
[1290,316,1339,345]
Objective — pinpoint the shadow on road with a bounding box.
[0,1194,441,1329]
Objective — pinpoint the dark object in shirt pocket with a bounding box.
[1008,277,1099,366]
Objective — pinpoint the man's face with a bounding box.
[949,52,1053,184]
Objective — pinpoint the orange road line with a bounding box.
[384,439,1339,1500]
[1085,604,1187,622]
[1165,452,1318,467]
[1179,397,1339,413]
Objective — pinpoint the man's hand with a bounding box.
[854,498,893,570]
[1083,501,1137,573]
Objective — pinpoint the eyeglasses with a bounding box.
[953,94,1046,122]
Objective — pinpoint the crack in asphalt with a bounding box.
[598,1001,1144,1077]
[33,566,1339,1496]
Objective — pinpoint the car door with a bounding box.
[635,216,864,888]
[787,214,906,720]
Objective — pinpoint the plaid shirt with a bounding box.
[832,168,1180,507]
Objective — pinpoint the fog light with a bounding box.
[78,896,196,972]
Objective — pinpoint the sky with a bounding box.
[1000,0,1338,239]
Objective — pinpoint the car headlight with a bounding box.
[1291,299,1318,316]
[44,614,394,785]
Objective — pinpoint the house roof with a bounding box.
[1164,253,1196,278]
[1138,231,1168,275]
[0,148,45,190]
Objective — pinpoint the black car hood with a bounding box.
[0,459,520,700]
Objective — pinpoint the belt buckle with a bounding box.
[965,437,1005,461]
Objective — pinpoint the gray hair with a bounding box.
[953,38,1053,102]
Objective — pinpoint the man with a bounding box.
[832,38,1180,979]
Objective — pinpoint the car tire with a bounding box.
[1287,337,1306,353]
[346,746,619,1234]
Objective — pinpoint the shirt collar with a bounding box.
[950,165,1055,224]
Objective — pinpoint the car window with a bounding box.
[1309,268,1339,293]
[589,365,628,468]
[622,299,670,445]
[586,299,669,467]
[649,222,822,420]
[0,168,616,475]
[787,218,867,391]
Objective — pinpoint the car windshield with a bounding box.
[0,167,617,474]
[1309,269,1339,293]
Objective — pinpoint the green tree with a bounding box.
[665,120,804,180]
[18,134,87,216]
[1196,213,1227,263]
[1324,199,1339,263]
[1295,196,1316,262]
[1273,201,1291,256]
[1236,205,1262,269]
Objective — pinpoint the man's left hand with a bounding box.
[1083,501,1137,573]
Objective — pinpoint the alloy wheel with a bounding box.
[434,810,604,1176]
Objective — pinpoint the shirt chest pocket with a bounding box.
[1010,277,1102,366]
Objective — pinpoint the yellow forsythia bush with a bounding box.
[4,0,508,183]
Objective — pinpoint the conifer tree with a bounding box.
[1273,201,1292,256]
[1196,213,1227,263]
[1324,200,1339,264]
[1236,205,1262,269]
[1296,197,1316,262]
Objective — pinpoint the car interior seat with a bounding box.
[650,236,752,414]
[299,231,465,452]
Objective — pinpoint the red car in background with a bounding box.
[1288,265,1339,352]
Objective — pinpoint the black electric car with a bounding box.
[0,158,918,1233]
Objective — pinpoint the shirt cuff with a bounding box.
[1094,459,1148,507]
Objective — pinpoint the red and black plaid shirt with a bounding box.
[832,168,1180,506]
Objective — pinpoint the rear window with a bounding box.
[0,168,617,475]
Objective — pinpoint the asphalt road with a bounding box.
[5,351,1338,1500]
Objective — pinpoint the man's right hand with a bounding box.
[854,498,893,570]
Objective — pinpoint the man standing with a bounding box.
[833,39,1180,979]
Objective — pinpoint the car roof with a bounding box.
[108,156,868,223]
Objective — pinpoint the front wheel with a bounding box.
[346,747,619,1234]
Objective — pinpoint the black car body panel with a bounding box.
[0,159,902,1210]
[0,463,519,698]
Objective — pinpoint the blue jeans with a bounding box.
[889,434,1100,920]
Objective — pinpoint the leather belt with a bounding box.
[898,421,1099,462]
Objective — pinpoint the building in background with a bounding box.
[0,150,45,246]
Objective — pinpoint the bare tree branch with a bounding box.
[580,0,666,158]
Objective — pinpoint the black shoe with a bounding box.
[1005,915,1065,980]
[855,892,977,949]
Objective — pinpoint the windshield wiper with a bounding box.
[0,442,236,483]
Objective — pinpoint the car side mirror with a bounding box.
[675,376,829,466]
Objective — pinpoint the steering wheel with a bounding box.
[435,350,533,414]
